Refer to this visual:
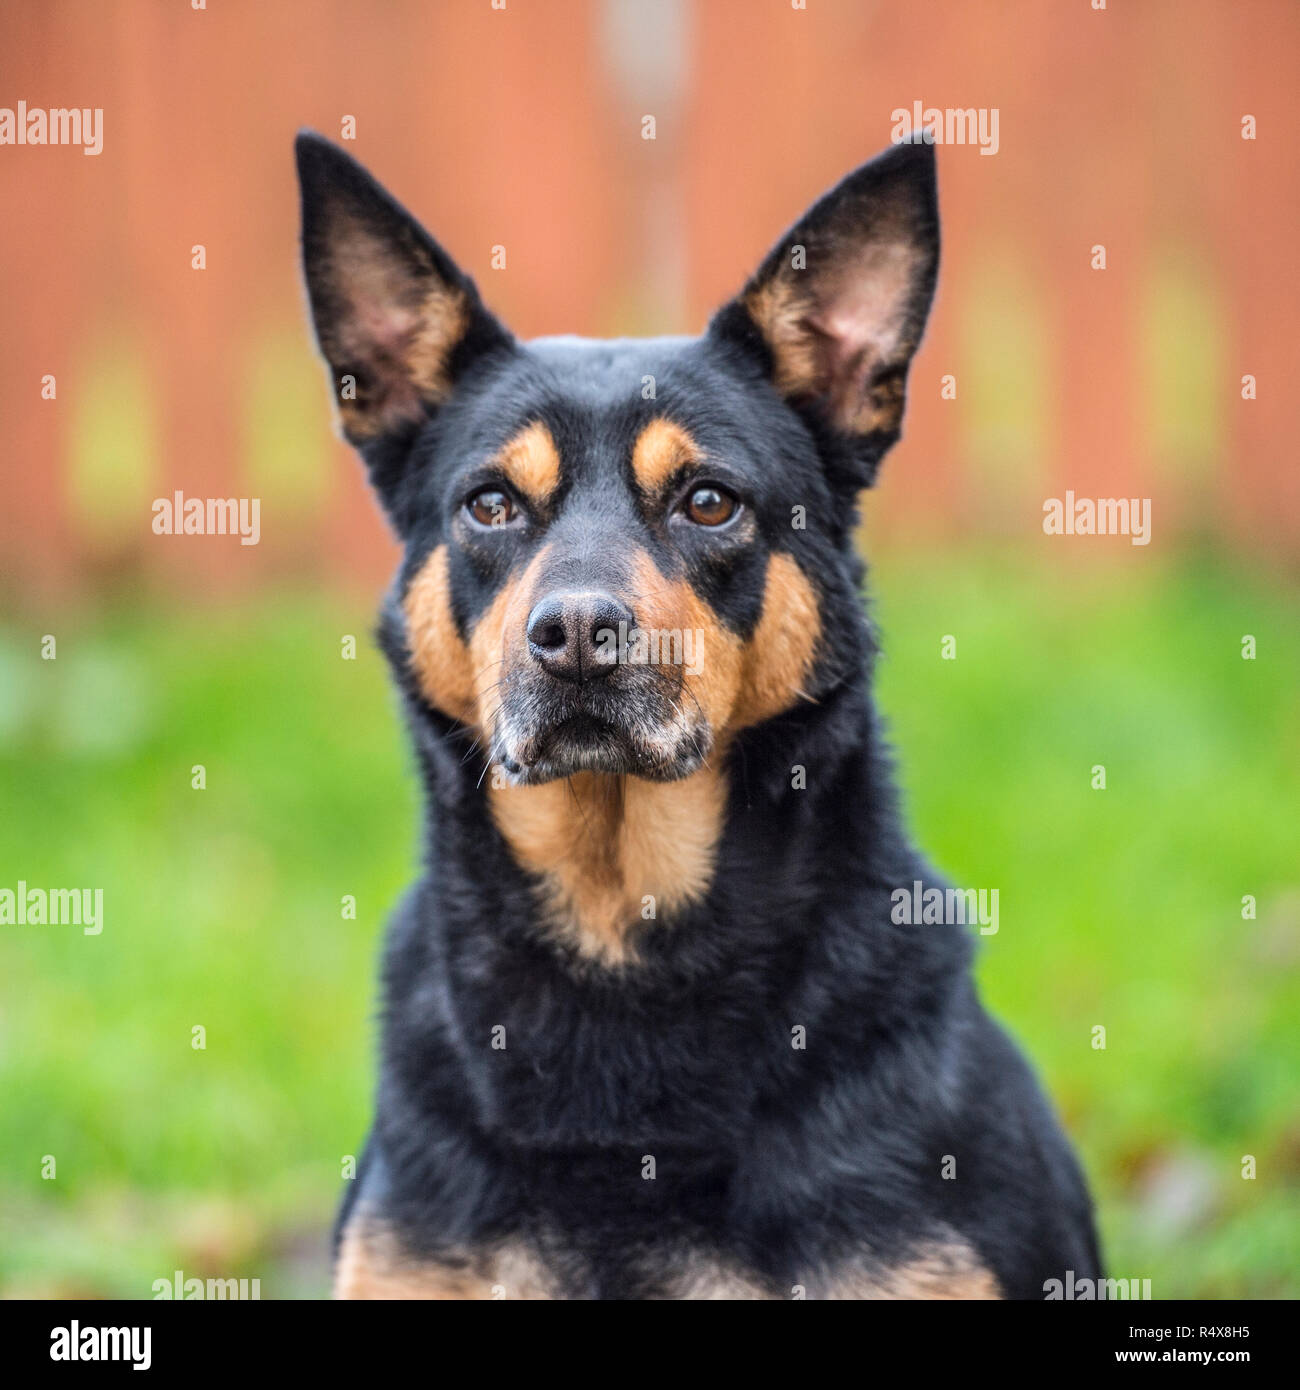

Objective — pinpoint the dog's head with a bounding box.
[296,132,938,787]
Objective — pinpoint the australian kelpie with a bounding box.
[296,129,1101,1299]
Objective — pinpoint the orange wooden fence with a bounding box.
[1,0,1296,602]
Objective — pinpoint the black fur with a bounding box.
[299,130,1101,1299]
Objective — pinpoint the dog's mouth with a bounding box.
[494,709,710,786]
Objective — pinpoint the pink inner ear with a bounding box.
[330,223,430,426]
[353,295,419,362]
[807,243,921,422]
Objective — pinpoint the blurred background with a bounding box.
[1,0,1297,1298]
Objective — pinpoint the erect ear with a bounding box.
[295,131,512,450]
[709,135,939,489]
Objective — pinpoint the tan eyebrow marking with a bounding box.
[631,418,700,494]
[495,420,561,505]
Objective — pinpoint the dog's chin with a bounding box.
[495,714,709,787]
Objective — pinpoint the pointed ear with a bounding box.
[709,136,939,488]
[295,131,512,449]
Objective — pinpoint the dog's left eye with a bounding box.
[466,488,516,528]
[682,486,738,528]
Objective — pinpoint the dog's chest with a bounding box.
[334,1217,771,1299]
[334,1207,1000,1300]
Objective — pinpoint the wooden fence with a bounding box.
[1,0,1296,600]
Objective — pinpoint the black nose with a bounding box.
[526,591,635,684]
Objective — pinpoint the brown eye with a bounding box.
[467,488,515,528]
[684,485,738,528]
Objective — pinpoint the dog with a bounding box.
[296,129,1101,1299]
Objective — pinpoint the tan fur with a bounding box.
[625,549,743,730]
[816,1239,1002,1300]
[734,553,822,728]
[335,1214,554,1300]
[478,549,738,965]
[464,545,553,738]
[496,420,561,506]
[489,766,726,966]
[402,545,475,720]
[746,277,823,400]
[336,1214,998,1300]
[744,243,923,437]
[629,549,820,737]
[631,417,699,494]
[323,217,468,442]
[658,1238,1000,1300]
[404,538,819,964]
[659,1255,777,1300]
[403,543,551,728]
[406,279,469,406]
[485,551,818,964]
[663,1236,1002,1301]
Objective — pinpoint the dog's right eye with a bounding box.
[466,488,516,528]
[682,485,739,528]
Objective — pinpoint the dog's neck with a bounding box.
[412,669,896,973]
[397,667,965,1152]
[483,767,729,967]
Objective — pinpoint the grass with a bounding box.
[1,545,1297,1298]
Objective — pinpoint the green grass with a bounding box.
[1,548,1297,1298]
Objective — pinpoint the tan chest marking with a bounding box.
[487,551,819,965]
[657,1254,778,1300]
[488,765,725,967]
[336,1218,1000,1301]
[334,1214,554,1301]
[812,1239,1002,1300]
[403,519,821,965]
[662,1237,1001,1301]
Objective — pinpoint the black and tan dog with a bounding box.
[296,130,1100,1299]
